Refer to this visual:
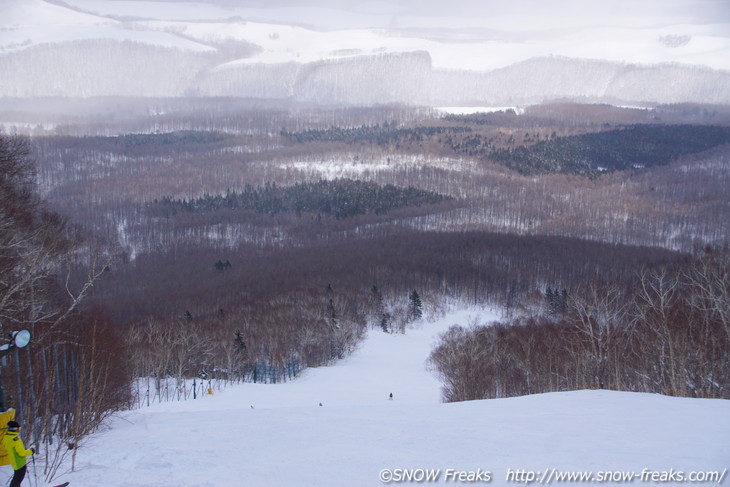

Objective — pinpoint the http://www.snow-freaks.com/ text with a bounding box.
[378,467,728,484]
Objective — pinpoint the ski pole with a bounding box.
[30,446,37,487]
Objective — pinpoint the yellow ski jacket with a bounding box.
[1,431,33,470]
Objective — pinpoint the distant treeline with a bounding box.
[116,131,229,146]
[150,179,452,219]
[283,122,730,178]
[281,122,470,145]
[491,124,730,176]
[92,229,680,330]
[442,110,521,125]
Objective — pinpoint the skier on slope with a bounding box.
[2,421,35,487]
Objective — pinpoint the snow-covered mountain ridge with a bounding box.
[2,0,729,105]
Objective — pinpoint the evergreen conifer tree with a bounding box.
[234,330,247,354]
[371,285,391,332]
[409,290,423,321]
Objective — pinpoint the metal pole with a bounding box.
[0,363,4,412]
[14,348,23,424]
[30,446,38,487]
[0,345,12,412]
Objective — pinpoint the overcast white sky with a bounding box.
[70,0,730,29]
[166,0,730,26]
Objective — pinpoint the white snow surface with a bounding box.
[3,306,727,487]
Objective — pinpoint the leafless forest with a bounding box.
[1,100,729,473]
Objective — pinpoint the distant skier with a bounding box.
[2,420,35,487]
[389,393,393,400]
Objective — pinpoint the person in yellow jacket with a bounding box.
[2,421,34,487]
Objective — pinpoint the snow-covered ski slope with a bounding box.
[9,307,726,487]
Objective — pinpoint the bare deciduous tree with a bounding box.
[567,281,631,390]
